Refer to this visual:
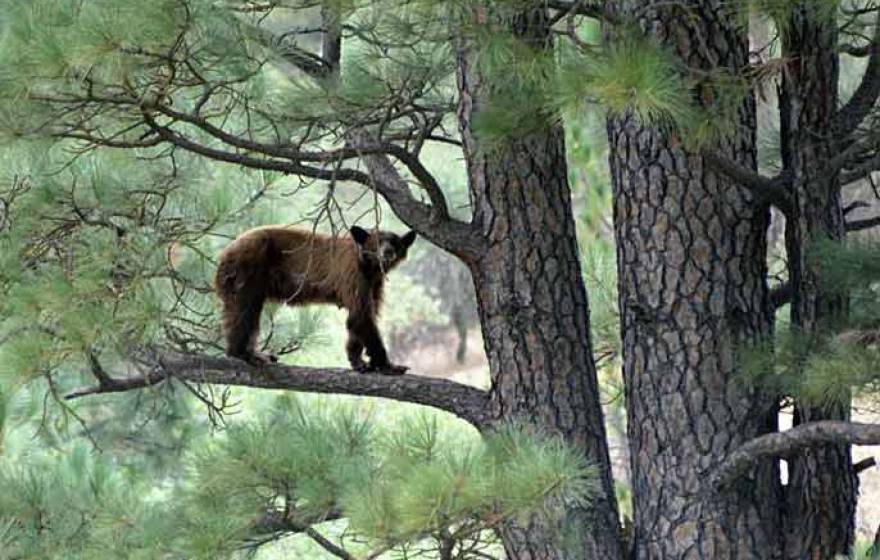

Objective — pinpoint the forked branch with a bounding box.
[704,151,793,215]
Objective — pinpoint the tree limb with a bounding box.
[846,214,880,232]
[134,105,475,255]
[832,14,880,140]
[712,421,880,490]
[770,282,792,309]
[854,456,877,474]
[66,351,493,429]
[347,129,485,261]
[302,527,354,560]
[546,1,616,23]
[704,151,793,215]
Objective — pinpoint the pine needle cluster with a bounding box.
[0,396,598,559]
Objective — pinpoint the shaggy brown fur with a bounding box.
[214,225,416,373]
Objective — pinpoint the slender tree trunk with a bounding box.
[779,5,856,558]
[606,3,782,558]
[455,6,623,559]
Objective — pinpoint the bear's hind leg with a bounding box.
[222,291,276,366]
[345,330,366,372]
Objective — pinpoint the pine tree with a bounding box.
[4,1,880,559]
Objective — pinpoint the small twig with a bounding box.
[854,456,877,474]
[303,527,354,560]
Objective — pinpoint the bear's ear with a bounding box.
[350,226,370,246]
[401,230,416,249]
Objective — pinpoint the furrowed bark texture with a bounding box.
[456,7,622,559]
[606,3,782,559]
[779,5,856,558]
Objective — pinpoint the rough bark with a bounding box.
[456,6,623,560]
[778,5,857,558]
[606,2,782,559]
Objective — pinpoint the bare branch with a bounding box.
[854,456,877,474]
[66,351,493,429]
[348,129,484,261]
[841,43,873,57]
[303,527,354,560]
[844,200,872,215]
[66,371,167,399]
[832,15,880,140]
[546,1,616,23]
[139,111,376,183]
[704,151,793,215]
[150,103,455,224]
[712,421,880,489]
[847,214,880,232]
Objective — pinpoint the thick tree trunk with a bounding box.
[455,7,623,559]
[606,3,782,559]
[779,5,857,558]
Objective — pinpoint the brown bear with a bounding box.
[214,225,415,374]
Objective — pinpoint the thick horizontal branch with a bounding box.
[712,420,880,490]
[704,151,793,215]
[66,351,493,429]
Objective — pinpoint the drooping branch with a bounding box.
[139,110,367,179]
[347,129,484,261]
[704,151,793,215]
[66,351,493,429]
[712,421,880,490]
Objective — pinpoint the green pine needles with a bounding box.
[0,396,598,560]
[740,237,880,408]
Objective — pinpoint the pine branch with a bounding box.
[141,111,356,178]
[712,421,880,489]
[251,508,343,535]
[65,351,493,428]
[704,151,793,215]
[140,108,478,256]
